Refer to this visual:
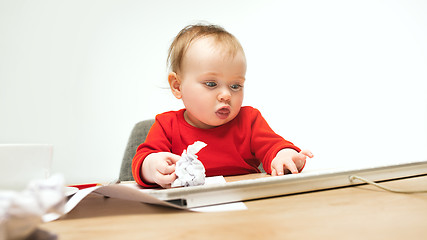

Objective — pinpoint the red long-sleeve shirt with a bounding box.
[132,106,301,187]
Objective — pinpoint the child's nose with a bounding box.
[218,89,231,102]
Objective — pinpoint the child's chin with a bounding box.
[200,120,225,129]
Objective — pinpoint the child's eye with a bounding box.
[205,82,217,88]
[230,84,243,91]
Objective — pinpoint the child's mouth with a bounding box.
[216,107,230,119]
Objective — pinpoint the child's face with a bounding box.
[170,37,247,129]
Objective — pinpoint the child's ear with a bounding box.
[168,72,182,99]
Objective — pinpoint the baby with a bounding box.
[132,24,313,188]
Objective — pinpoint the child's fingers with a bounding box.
[154,172,176,187]
[160,164,176,175]
[156,160,176,175]
[271,168,277,176]
[293,150,312,172]
[285,161,299,174]
[165,152,181,164]
[271,161,282,175]
[270,162,282,176]
[300,149,314,158]
[292,153,307,163]
[272,159,298,175]
[157,152,180,175]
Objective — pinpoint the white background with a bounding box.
[1,0,426,184]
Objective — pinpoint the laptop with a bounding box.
[0,144,53,190]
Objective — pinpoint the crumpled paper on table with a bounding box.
[172,141,207,187]
[0,174,65,240]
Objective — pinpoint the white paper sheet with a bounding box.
[43,176,246,222]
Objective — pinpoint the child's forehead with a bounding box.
[186,36,244,59]
[169,28,246,74]
[180,37,247,77]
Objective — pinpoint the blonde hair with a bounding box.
[167,24,245,73]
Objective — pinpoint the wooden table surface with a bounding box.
[41,174,427,240]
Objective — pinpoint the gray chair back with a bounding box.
[119,119,155,181]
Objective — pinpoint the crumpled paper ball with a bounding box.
[171,141,207,187]
[0,174,65,240]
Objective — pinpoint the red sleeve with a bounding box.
[131,115,172,188]
[249,108,301,174]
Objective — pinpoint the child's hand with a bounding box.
[142,152,181,188]
[271,149,313,176]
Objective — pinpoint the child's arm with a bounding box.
[141,152,181,188]
[270,149,314,176]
